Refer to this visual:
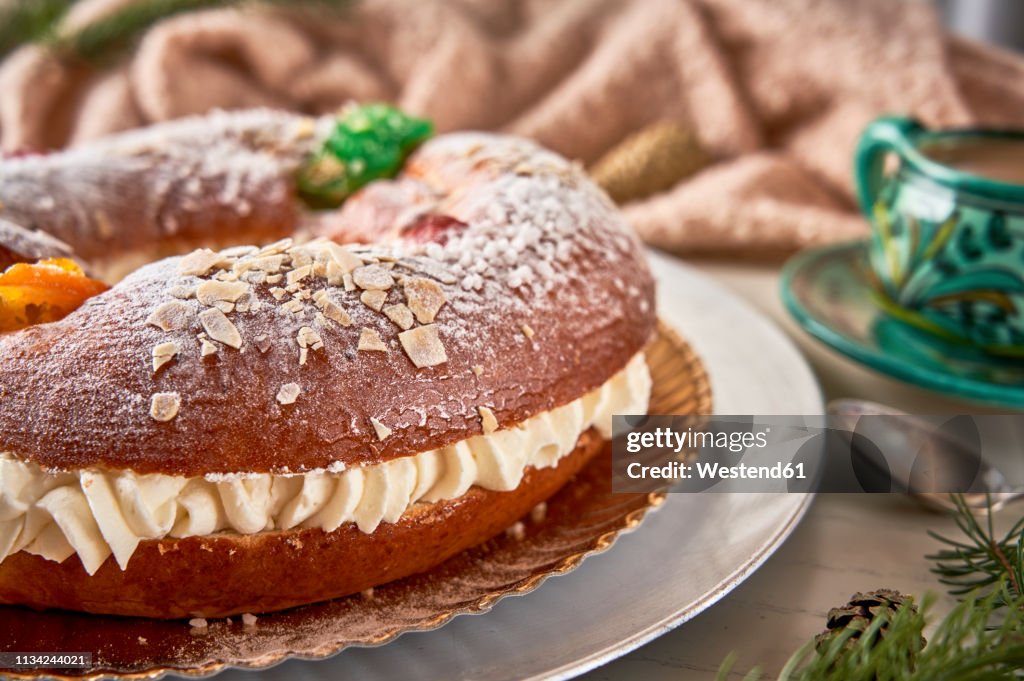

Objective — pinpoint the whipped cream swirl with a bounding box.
[0,352,650,575]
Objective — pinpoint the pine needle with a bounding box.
[928,494,1024,608]
[719,494,1024,679]
[0,0,76,59]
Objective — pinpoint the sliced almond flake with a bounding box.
[322,242,364,273]
[221,245,257,258]
[521,324,535,339]
[472,365,484,377]
[290,249,313,269]
[178,249,230,277]
[276,382,301,405]
[312,290,329,305]
[325,261,344,286]
[358,327,388,352]
[281,299,305,314]
[215,270,240,282]
[198,308,242,349]
[321,300,351,326]
[342,272,356,292]
[259,238,292,255]
[254,334,272,353]
[269,287,288,301]
[196,280,249,306]
[398,324,447,368]
[286,264,313,287]
[235,294,253,313]
[383,303,414,330]
[241,270,267,285]
[312,261,327,278]
[296,326,323,349]
[212,301,234,314]
[299,347,309,365]
[200,339,219,359]
[398,257,458,285]
[146,300,194,332]
[152,341,179,373]
[370,417,392,441]
[150,392,181,422]
[266,273,283,284]
[404,277,447,324]
[478,406,499,434]
[233,254,284,275]
[167,285,195,299]
[352,265,394,291]
[360,290,387,311]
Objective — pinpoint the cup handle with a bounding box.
[854,116,923,218]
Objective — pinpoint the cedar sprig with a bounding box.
[928,493,1024,609]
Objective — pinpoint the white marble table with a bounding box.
[584,257,999,680]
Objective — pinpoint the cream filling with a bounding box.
[0,352,650,575]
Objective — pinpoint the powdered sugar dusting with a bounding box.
[0,129,655,477]
[0,109,335,261]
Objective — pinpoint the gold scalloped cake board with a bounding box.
[0,321,711,680]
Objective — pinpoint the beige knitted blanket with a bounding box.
[2,0,1023,255]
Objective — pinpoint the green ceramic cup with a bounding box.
[855,116,1024,356]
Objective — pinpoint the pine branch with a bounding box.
[0,0,76,59]
[720,586,1024,681]
[927,494,1024,608]
[718,494,1024,680]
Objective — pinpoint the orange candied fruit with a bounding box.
[0,258,108,332]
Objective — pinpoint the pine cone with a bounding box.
[589,120,710,204]
[815,589,925,655]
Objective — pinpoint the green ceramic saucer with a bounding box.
[780,240,1024,407]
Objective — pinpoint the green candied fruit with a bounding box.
[298,103,434,209]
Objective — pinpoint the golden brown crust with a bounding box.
[0,111,330,261]
[0,131,655,476]
[0,431,604,619]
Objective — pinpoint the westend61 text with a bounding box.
[625,460,807,481]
